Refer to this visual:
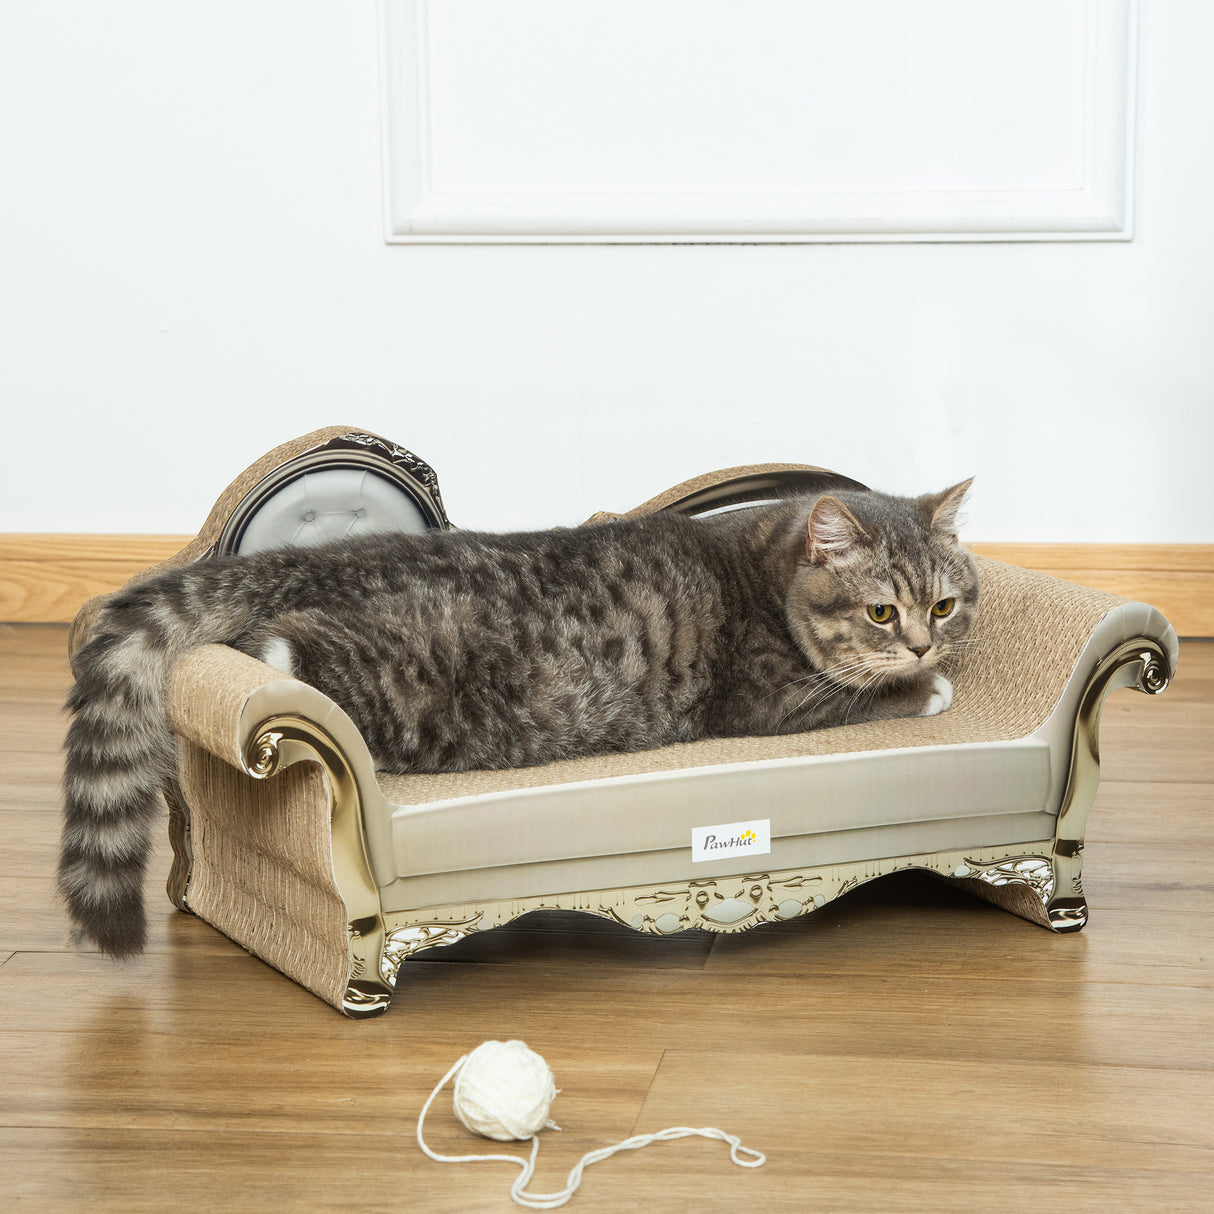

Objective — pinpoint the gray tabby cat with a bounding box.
[60,480,977,958]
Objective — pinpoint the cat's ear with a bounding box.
[924,478,974,540]
[807,496,870,565]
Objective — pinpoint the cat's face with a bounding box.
[784,482,979,687]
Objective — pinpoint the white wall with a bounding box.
[0,1,1210,542]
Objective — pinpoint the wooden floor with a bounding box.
[1,624,1211,1213]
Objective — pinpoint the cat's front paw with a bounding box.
[920,673,954,717]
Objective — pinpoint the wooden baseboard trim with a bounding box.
[2,535,1212,636]
[0,535,193,626]
[968,543,1212,637]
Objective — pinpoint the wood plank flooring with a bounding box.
[1,624,1211,1212]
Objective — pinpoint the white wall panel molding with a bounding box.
[380,0,1138,244]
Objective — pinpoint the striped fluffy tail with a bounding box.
[59,624,178,957]
[59,544,306,954]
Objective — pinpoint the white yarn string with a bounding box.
[416,1046,766,1210]
[505,1126,765,1211]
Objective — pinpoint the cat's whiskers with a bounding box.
[776,675,850,727]
[769,656,877,700]
[838,669,884,725]
[775,654,891,727]
[778,682,848,728]
[794,658,874,687]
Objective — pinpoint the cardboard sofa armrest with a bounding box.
[166,641,394,879]
[167,645,294,770]
[167,645,385,811]
[164,644,399,1015]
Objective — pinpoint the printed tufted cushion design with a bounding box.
[235,468,433,553]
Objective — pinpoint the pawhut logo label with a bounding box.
[691,818,771,863]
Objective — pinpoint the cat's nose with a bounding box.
[909,645,931,659]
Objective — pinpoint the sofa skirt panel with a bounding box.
[380,739,1054,913]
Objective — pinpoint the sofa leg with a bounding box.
[1035,637,1173,935]
[1045,840,1088,932]
[341,915,397,1018]
[164,783,193,913]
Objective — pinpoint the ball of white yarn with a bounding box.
[452,1040,557,1142]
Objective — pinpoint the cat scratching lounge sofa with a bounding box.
[69,427,1178,1017]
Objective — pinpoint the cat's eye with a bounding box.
[867,604,895,624]
[931,598,956,618]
